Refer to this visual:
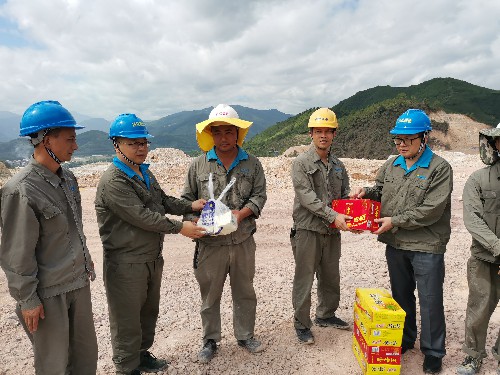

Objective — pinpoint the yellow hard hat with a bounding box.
[195,104,253,152]
[308,108,338,128]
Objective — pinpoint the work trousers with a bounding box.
[386,245,446,358]
[104,258,164,375]
[462,256,500,360]
[193,236,257,344]
[291,229,341,330]
[17,284,98,375]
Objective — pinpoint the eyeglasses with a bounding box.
[392,136,420,146]
[121,140,151,149]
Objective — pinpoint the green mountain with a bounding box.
[0,130,114,165]
[0,106,291,162]
[245,78,500,159]
[2,78,498,163]
[333,77,500,125]
[74,130,115,155]
[0,111,22,142]
[146,105,291,152]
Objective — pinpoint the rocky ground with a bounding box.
[1,114,500,374]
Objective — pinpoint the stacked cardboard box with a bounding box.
[330,199,381,232]
[352,288,406,374]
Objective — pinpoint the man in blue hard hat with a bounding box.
[351,109,453,374]
[95,113,206,375]
[0,100,98,374]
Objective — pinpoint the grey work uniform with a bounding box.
[461,161,500,360]
[0,157,97,375]
[181,147,267,344]
[95,158,193,375]
[290,145,350,330]
[363,146,453,358]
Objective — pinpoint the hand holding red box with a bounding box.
[330,199,381,232]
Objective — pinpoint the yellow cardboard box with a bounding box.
[353,336,401,375]
[355,288,406,326]
[354,303,403,346]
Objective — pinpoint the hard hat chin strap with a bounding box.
[29,129,62,165]
[45,147,62,164]
[112,138,141,166]
[29,129,50,146]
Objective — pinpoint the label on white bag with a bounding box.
[197,173,238,236]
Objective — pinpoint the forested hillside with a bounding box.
[245,77,499,159]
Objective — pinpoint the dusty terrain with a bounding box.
[1,115,499,375]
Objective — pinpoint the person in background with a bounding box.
[290,107,353,345]
[181,104,267,364]
[0,100,98,374]
[456,124,500,375]
[350,109,453,374]
[95,113,205,375]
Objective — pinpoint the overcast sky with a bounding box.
[0,0,499,120]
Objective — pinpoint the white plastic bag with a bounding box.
[198,173,238,236]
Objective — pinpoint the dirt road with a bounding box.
[1,150,499,374]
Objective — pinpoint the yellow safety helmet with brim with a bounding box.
[308,108,339,129]
[196,104,253,152]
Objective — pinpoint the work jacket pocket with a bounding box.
[40,204,68,234]
[305,167,321,189]
[408,178,431,206]
[329,169,344,198]
[236,171,254,200]
[482,190,499,212]
[198,173,211,200]
[482,190,500,235]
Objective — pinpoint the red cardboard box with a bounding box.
[330,199,381,232]
[354,321,402,365]
[353,336,401,375]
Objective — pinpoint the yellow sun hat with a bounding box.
[195,104,253,152]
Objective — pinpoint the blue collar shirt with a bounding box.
[207,146,249,173]
[393,145,434,175]
[113,156,151,189]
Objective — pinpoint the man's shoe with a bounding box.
[423,355,442,374]
[130,370,141,375]
[456,356,482,375]
[198,339,217,364]
[137,351,167,373]
[237,337,264,353]
[314,315,350,330]
[295,328,315,344]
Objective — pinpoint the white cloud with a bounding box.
[0,0,498,120]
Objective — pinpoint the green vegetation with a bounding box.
[246,77,499,159]
[73,130,114,157]
[244,109,316,156]
[333,77,500,125]
[333,97,446,159]
[0,78,498,163]
[246,96,445,159]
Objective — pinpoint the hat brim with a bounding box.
[479,127,500,138]
[195,118,253,152]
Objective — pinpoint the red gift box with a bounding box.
[330,199,381,232]
[354,321,402,365]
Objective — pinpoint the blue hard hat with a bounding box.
[19,100,83,137]
[109,113,153,139]
[390,109,432,135]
